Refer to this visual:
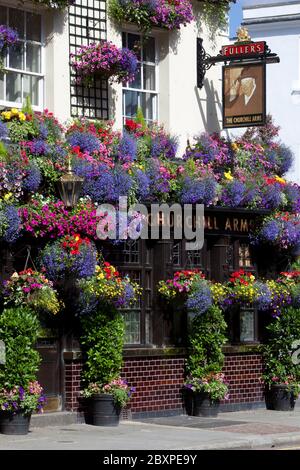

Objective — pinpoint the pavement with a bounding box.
[1,409,300,450]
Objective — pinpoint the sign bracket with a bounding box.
[197,38,280,89]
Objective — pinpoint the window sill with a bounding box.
[118,21,171,35]
[123,346,187,357]
[223,343,261,354]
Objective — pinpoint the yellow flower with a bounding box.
[4,192,13,201]
[97,273,105,279]
[224,170,234,181]
[18,112,26,121]
[2,111,12,120]
[11,108,19,115]
[275,175,286,185]
[231,142,238,151]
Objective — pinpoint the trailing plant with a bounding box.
[30,0,75,9]
[197,1,236,41]
[108,0,194,34]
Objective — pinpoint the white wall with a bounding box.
[44,9,71,123]
[0,0,71,121]
[242,1,300,183]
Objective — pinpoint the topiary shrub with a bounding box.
[186,305,227,378]
[80,304,125,386]
[0,307,41,390]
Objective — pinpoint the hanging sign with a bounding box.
[223,62,266,128]
[221,41,266,57]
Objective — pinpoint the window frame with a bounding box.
[0,4,45,111]
[122,31,159,125]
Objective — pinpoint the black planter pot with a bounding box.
[183,388,194,416]
[0,412,31,435]
[265,384,297,411]
[193,392,220,417]
[86,394,121,426]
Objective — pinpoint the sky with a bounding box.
[229,0,243,39]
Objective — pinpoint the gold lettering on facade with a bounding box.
[233,218,239,231]
[240,219,249,232]
[207,216,213,230]
[225,218,232,231]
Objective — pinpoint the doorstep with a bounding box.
[31,412,83,428]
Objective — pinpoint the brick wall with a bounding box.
[222,354,264,406]
[65,360,82,411]
[122,356,186,414]
[63,352,265,414]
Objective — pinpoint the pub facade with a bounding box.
[0,0,299,421]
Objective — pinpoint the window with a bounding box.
[122,32,158,124]
[238,243,253,268]
[106,240,153,346]
[69,0,108,119]
[0,6,43,109]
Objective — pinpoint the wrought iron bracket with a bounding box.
[197,37,280,89]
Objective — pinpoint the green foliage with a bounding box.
[31,0,72,9]
[80,304,125,386]
[0,307,41,389]
[6,119,38,143]
[0,141,7,157]
[108,0,153,34]
[136,107,147,131]
[22,96,33,116]
[186,305,227,378]
[198,0,232,41]
[261,306,300,393]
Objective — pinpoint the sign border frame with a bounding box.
[222,62,266,129]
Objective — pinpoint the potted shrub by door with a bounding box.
[79,263,139,426]
[184,373,229,417]
[0,307,45,435]
[80,305,135,426]
[184,304,229,418]
[261,305,300,411]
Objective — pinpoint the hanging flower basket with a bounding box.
[0,25,18,74]
[70,41,138,87]
[30,0,75,9]
[108,0,194,34]
[251,212,300,251]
